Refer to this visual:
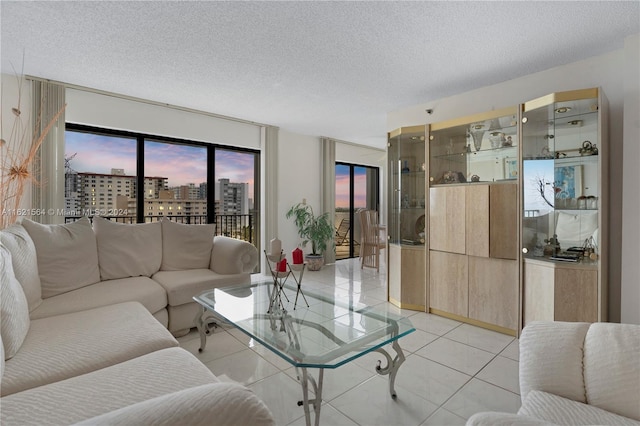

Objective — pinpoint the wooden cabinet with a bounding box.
[429,185,466,254]
[469,256,519,331]
[429,251,468,317]
[427,183,519,334]
[389,244,426,310]
[490,183,518,260]
[427,107,520,336]
[466,185,489,257]
[524,258,598,324]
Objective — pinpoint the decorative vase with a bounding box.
[469,123,486,151]
[489,132,505,149]
[305,254,324,271]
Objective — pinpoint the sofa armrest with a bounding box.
[72,383,275,426]
[210,236,258,274]
[519,321,591,404]
[466,412,557,426]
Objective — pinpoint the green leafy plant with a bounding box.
[286,203,334,255]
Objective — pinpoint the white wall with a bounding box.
[66,89,261,149]
[276,130,323,255]
[388,35,640,323]
[621,33,640,324]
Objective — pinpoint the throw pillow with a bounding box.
[0,224,43,312]
[160,219,215,271]
[0,243,31,360]
[22,217,100,298]
[555,211,598,247]
[93,216,162,280]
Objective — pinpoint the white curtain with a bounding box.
[261,125,279,273]
[31,80,66,224]
[321,137,336,264]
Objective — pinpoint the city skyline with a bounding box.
[66,131,255,198]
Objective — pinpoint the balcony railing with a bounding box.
[65,214,255,244]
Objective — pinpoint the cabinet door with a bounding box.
[490,184,518,260]
[429,251,468,317]
[466,185,489,257]
[429,186,466,254]
[554,268,598,323]
[523,261,555,325]
[400,246,426,308]
[468,256,519,330]
[388,244,402,304]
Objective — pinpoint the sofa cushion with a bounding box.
[22,217,100,298]
[161,219,215,271]
[519,321,590,403]
[1,347,217,426]
[0,224,42,311]
[74,382,275,426]
[29,276,167,321]
[153,269,249,306]
[583,322,640,420]
[93,216,162,280]
[518,390,640,426]
[0,244,31,360]
[466,411,556,425]
[1,301,178,396]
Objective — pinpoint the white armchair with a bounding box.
[467,321,640,425]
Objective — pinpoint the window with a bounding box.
[65,124,260,250]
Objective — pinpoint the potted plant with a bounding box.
[286,202,334,271]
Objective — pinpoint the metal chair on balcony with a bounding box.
[334,218,351,247]
[358,209,386,271]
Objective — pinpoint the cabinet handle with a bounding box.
[522,247,529,254]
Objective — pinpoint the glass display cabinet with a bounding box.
[428,106,519,186]
[521,88,608,324]
[387,125,426,311]
[427,107,520,336]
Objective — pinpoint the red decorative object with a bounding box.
[292,248,303,264]
[278,258,287,272]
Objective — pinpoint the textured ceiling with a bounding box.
[1,1,638,149]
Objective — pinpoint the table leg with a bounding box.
[194,308,217,353]
[373,338,406,399]
[297,368,323,426]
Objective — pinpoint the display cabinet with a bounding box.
[387,125,426,311]
[521,88,608,324]
[427,107,520,335]
[428,106,519,186]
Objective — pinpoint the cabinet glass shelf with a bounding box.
[429,107,519,185]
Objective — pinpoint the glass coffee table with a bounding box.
[193,279,415,426]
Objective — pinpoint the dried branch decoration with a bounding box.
[1,73,66,228]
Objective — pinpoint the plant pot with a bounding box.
[305,254,324,271]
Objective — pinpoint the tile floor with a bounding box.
[178,257,521,425]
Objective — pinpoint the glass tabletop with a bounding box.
[194,280,415,369]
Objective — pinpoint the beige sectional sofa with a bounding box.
[467,321,640,426]
[0,217,274,425]
[6,216,258,335]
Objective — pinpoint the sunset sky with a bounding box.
[65,131,255,198]
[335,164,368,209]
[66,131,374,207]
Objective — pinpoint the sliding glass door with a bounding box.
[335,163,379,260]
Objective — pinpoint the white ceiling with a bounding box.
[1,1,638,149]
